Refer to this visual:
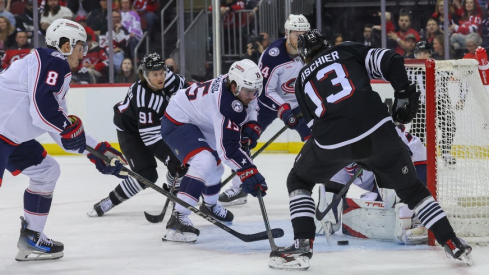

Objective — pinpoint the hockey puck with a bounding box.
[337,240,349,245]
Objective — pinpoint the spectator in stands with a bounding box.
[449,0,482,51]
[403,34,417,59]
[0,16,16,53]
[120,0,142,58]
[87,0,109,35]
[431,34,447,60]
[432,0,457,31]
[333,33,344,45]
[101,9,130,71]
[40,0,74,31]
[0,0,15,27]
[78,33,109,83]
[360,24,380,47]
[387,10,420,56]
[14,0,35,41]
[115,57,136,83]
[67,0,100,18]
[244,32,269,63]
[132,0,158,37]
[165,57,178,74]
[424,18,442,47]
[1,30,30,69]
[463,32,482,59]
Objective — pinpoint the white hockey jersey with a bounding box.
[0,48,97,150]
[258,37,303,110]
[165,75,258,171]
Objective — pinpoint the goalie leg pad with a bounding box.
[315,185,342,236]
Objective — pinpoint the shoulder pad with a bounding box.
[219,85,248,125]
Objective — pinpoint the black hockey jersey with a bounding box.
[295,42,410,149]
[113,69,187,146]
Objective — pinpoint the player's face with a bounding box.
[236,87,258,106]
[415,51,430,59]
[66,42,85,69]
[288,30,306,50]
[147,69,166,90]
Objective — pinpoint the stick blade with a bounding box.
[144,211,164,223]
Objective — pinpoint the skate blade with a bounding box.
[15,250,64,261]
[87,209,101,217]
[461,252,474,267]
[268,256,310,271]
[162,230,197,243]
[219,198,247,207]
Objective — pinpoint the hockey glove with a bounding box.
[60,115,86,153]
[277,103,299,129]
[87,142,128,179]
[392,84,420,124]
[237,166,267,197]
[241,120,262,149]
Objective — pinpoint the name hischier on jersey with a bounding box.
[300,51,340,81]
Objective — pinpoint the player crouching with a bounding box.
[160,59,267,243]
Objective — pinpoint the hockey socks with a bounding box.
[289,189,316,240]
[109,176,144,206]
[414,196,455,245]
[23,189,52,233]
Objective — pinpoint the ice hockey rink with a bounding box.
[1,154,489,275]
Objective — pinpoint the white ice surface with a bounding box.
[1,154,489,275]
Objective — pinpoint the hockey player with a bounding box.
[0,19,126,261]
[87,52,188,217]
[160,59,268,243]
[268,29,473,270]
[219,14,310,206]
[409,41,458,166]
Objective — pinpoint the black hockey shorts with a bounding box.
[292,122,419,191]
[117,130,158,172]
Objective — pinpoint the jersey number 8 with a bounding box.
[45,71,59,86]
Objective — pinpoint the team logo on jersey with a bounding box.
[281,78,296,94]
[269,47,280,56]
[232,100,243,112]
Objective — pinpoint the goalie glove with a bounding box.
[392,84,420,124]
[87,142,128,179]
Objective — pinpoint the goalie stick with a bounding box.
[144,172,178,223]
[315,167,364,221]
[87,146,284,242]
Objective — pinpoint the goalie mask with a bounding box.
[228,59,263,98]
[297,29,331,63]
[45,19,88,56]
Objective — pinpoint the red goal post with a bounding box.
[404,58,489,245]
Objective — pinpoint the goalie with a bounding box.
[315,123,428,245]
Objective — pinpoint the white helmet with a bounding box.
[45,19,88,56]
[228,59,263,97]
[284,14,310,37]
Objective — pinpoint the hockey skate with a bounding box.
[444,237,474,266]
[163,210,200,243]
[87,197,114,217]
[218,186,248,206]
[199,202,234,224]
[268,239,313,271]
[15,217,64,261]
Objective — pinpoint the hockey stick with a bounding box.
[257,191,283,251]
[221,114,302,188]
[143,172,177,223]
[87,146,284,242]
[315,168,364,221]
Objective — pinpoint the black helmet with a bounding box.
[297,29,331,62]
[140,53,166,72]
[414,41,432,54]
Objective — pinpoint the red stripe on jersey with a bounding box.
[0,134,19,146]
[11,170,21,176]
[183,147,214,165]
[164,112,184,126]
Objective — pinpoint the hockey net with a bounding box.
[405,59,489,245]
